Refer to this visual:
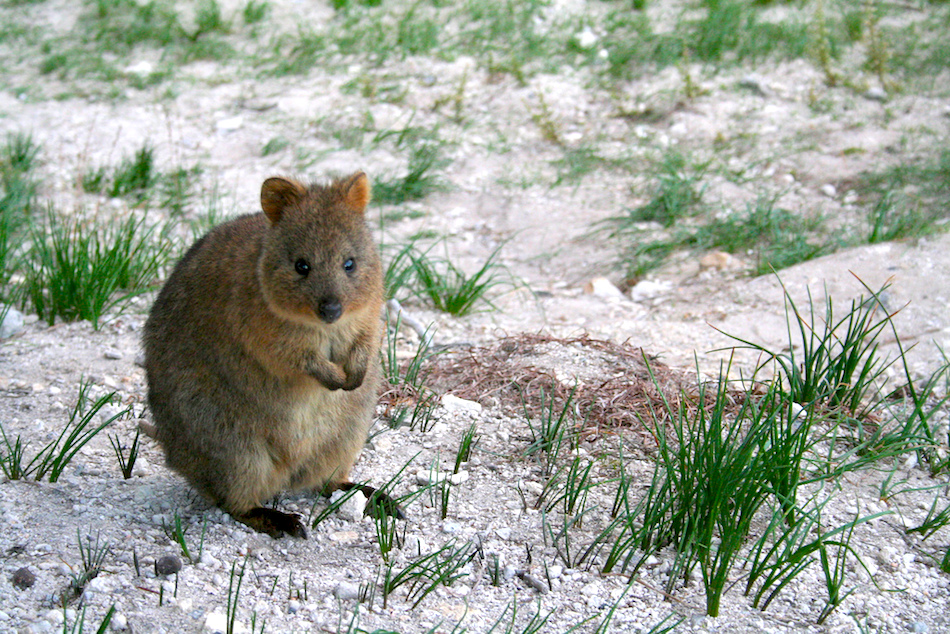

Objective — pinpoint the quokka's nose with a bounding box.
[318,299,342,323]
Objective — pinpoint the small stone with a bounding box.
[47,610,68,625]
[699,250,743,271]
[515,570,547,594]
[404,535,427,554]
[110,613,129,631]
[86,575,112,593]
[328,530,358,543]
[155,554,183,576]
[447,471,469,485]
[574,27,598,49]
[629,280,671,302]
[125,61,154,75]
[334,581,361,601]
[0,306,24,339]
[12,566,36,589]
[865,86,887,102]
[132,456,150,477]
[441,394,483,413]
[820,184,837,198]
[583,277,625,299]
[203,611,228,633]
[199,553,219,568]
[336,489,367,522]
[287,599,301,614]
[103,348,123,360]
[496,527,512,541]
[216,116,244,132]
[368,436,392,452]
[240,99,277,112]
[739,75,767,96]
[580,581,600,596]
[414,469,445,486]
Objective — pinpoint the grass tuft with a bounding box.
[697,199,833,275]
[373,137,450,205]
[23,208,173,328]
[384,239,510,316]
[109,428,140,479]
[381,540,475,609]
[109,145,156,201]
[719,278,896,413]
[0,378,126,482]
[242,0,269,25]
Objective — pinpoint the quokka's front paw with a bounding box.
[340,370,365,391]
[310,363,348,391]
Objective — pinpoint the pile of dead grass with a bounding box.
[419,333,728,445]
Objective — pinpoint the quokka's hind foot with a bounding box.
[234,507,307,539]
[334,482,406,520]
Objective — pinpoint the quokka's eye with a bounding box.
[295,259,311,276]
[343,258,356,273]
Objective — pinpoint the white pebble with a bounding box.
[336,490,367,522]
[334,581,361,601]
[216,116,244,132]
[583,277,624,299]
[629,280,671,302]
[580,581,600,596]
[203,611,228,633]
[110,613,129,631]
[44,610,65,625]
[441,394,483,413]
[125,61,154,75]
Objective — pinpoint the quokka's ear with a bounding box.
[339,171,371,213]
[261,177,308,224]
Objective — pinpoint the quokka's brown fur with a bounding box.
[143,172,384,538]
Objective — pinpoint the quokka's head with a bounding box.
[257,172,383,326]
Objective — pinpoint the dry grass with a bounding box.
[420,333,729,447]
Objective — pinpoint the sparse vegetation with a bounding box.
[382,239,510,316]
[109,427,140,479]
[23,208,173,328]
[0,378,127,482]
[859,148,950,243]
[372,131,451,205]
